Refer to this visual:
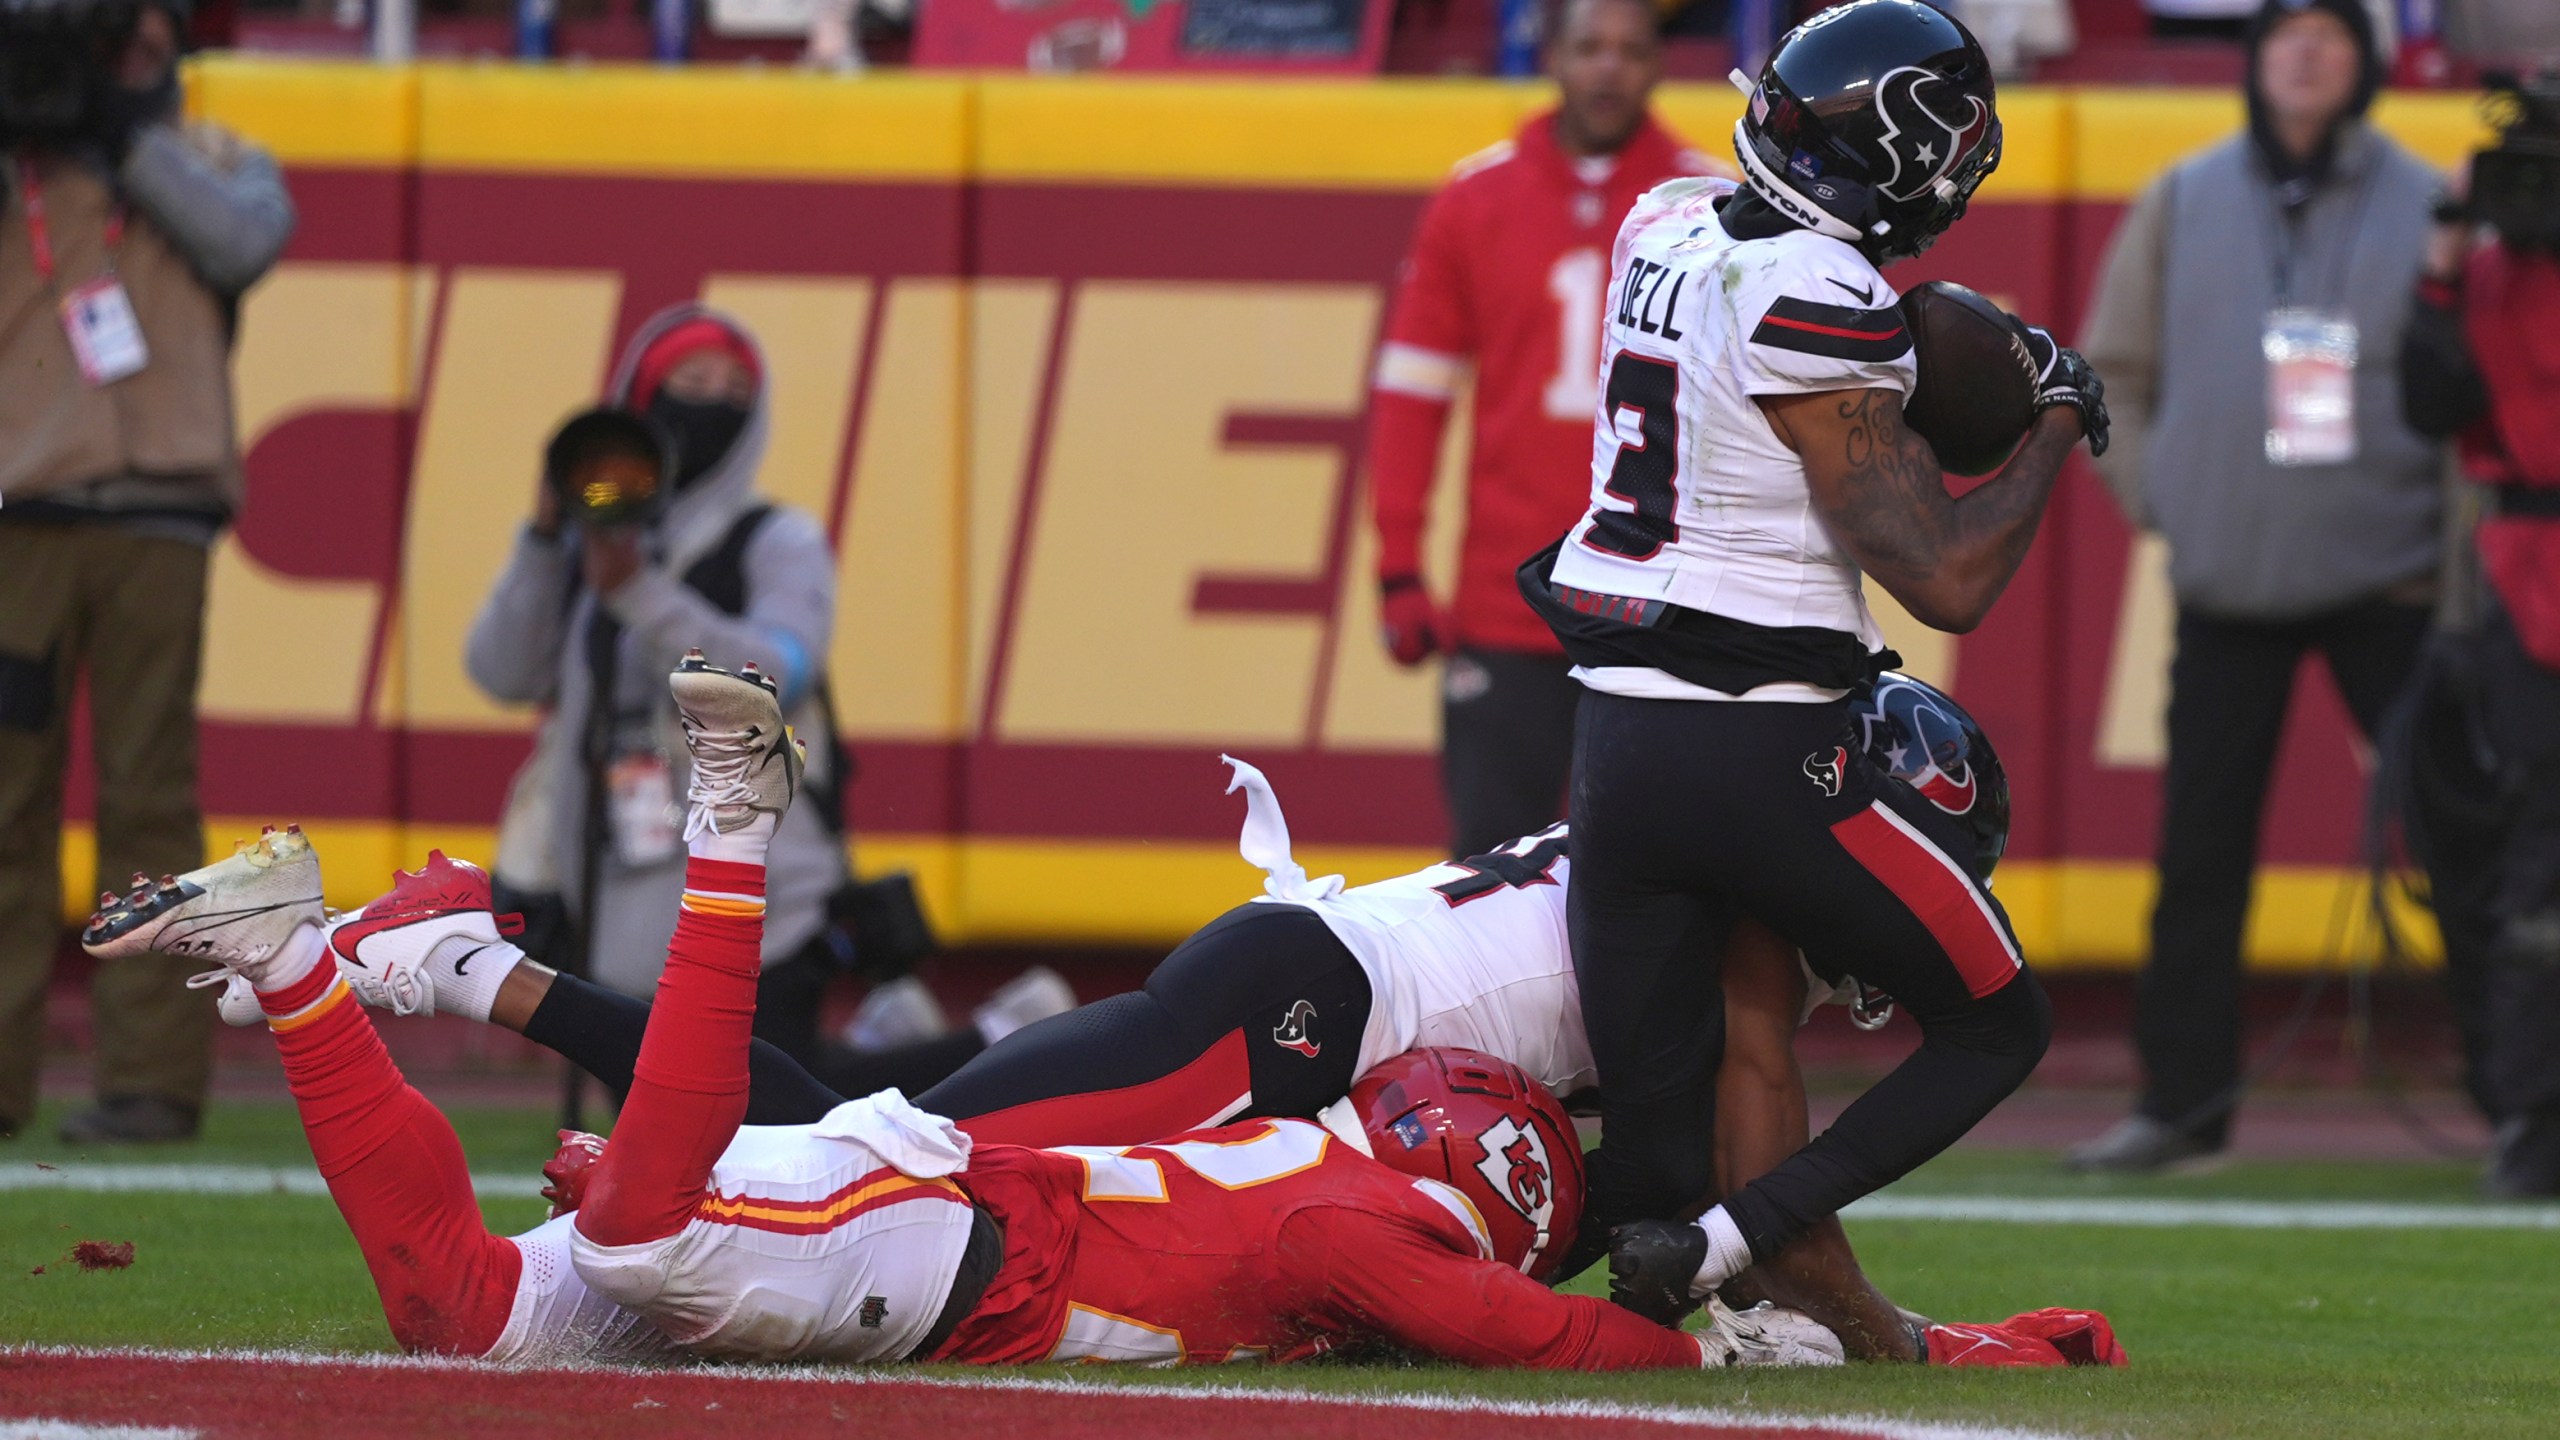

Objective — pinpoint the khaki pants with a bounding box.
[0,522,213,1125]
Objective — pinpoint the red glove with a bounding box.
[1379,574,1445,668]
[542,1129,608,1219]
[1927,1309,2128,1368]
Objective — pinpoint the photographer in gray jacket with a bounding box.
[467,306,844,1004]
[2069,0,2447,1172]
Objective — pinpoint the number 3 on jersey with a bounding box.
[1581,351,1681,561]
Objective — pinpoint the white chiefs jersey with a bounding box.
[564,1091,978,1365]
[1223,759,1592,1100]
[1549,176,1917,652]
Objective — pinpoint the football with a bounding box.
[1898,280,2040,476]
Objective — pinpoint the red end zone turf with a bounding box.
[0,1349,2010,1440]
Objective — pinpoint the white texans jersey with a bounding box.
[567,1091,978,1365]
[1548,176,1917,650]
[1223,759,1590,1099]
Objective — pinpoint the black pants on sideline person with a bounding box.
[2135,600,2432,1146]
[1568,690,2051,1263]
[2400,601,2560,1180]
[1443,647,1582,859]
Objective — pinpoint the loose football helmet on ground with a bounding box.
[1731,0,2001,262]
[1347,1047,1584,1284]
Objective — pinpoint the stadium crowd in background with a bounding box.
[0,0,294,1144]
[2068,0,2450,1174]
[2396,73,2560,1197]
[1365,0,1725,858]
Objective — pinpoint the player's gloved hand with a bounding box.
[1605,1219,1709,1327]
[1378,574,1445,668]
[542,1130,607,1219]
[2010,320,2111,459]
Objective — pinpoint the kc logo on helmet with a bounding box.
[1472,1115,1555,1233]
[1872,65,1992,203]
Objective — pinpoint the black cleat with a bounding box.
[1607,1219,1708,1326]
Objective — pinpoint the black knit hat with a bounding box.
[2244,0,2382,187]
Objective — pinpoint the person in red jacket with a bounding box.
[1367,0,1728,856]
[2400,121,2560,1198]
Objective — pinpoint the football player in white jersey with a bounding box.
[89,657,1850,1372]
[219,663,2063,1362]
[1511,0,2109,1326]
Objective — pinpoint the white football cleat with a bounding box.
[839,975,950,1051]
[83,827,324,990]
[974,966,1075,1045]
[1707,1297,1847,1367]
[669,650,803,838]
[323,850,517,1017]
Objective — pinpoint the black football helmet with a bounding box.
[1731,0,2001,263]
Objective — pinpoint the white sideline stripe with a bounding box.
[4,1346,2080,1440]
[0,1414,194,1424]
[10,1166,2558,1230]
[0,1164,544,1201]
[1846,1195,2560,1230]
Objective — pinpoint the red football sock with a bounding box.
[268,979,520,1356]
[576,856,766,1248]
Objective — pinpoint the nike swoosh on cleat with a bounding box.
[329,906,475,960]
[168,900,320,942]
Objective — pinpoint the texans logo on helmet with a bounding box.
[1804,746,1847,797]
[1872,65,1992,204]
[1471,1115,1555,1233]
[1917,763,1979,815]
[1271,999,1321,1059]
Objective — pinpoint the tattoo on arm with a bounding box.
[1797,389,2078,632]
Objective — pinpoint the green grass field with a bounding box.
[5,1100,2557,1439]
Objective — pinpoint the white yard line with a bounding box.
[9,1163,2557,1230]
[0,1414,194,1424]
[0,1164,543,1200]
[5,1346,2083,1440]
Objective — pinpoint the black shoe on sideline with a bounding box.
[2062,1114,2223,1174]
[56,1095,201,1145]
[1607,1219,1709,1326]
[2486,1112,2560,1200]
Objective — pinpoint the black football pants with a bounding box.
[1443,647,1583,858]
[521,971,970,1127]
[521,905,1371,1142]
[1568,689,2050,1262]
[914,903,1369,1145]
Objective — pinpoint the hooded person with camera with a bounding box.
[0,0,294,1144]
[466,307,848,1024]
[2398,73,2560,1198]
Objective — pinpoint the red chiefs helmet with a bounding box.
[1346,1047,1584,1283]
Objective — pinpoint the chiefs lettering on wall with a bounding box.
[65,62,2481,965]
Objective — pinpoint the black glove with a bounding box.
[2011,319,2111,459]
